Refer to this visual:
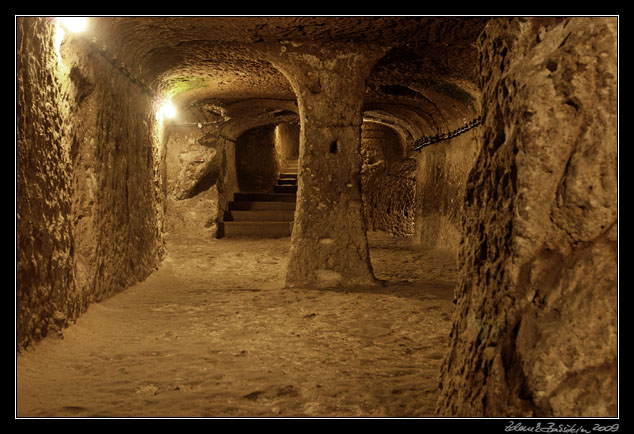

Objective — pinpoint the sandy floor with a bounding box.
[16,231,457,418]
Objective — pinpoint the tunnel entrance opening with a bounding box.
[220,122,299,239]
[235,125,279,194]
[233,122,301,195]
[273,122,300,178]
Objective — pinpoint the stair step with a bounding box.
[277,178,297,185]
[228,201,296,211]
[221,221,293,238]
[279,173,298,179]
[225,210,295,222]
[274,184,298,194]
[234,193,296,202]
[281,161,298,171]
[221,170,298,238]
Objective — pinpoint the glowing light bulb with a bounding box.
[58,17,87,33]
[158,100,176,119]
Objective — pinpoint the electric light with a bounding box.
[54,22,65,62]
[158,100,176,120]
[57,17,87,33]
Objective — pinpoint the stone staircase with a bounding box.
[220,159,298,238]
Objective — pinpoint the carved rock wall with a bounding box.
[163,125,221,239]
[361,122,416,237]
[274,122,300,166]
[16,17,167,349]
[414,128,481,250]
[436,17,618,417]
[166,127,221,201]
[16,17,78,348]
[65,32,167,306]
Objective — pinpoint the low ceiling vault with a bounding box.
[81,16,489,140]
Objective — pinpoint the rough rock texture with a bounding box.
[17,15,617,418]
[165,186,220,241]
[268,43,387,287]
[16,17,78,348]
[76,17,487,108]
[436,17,618,417]
[166,126,220,201]
[360,122,416,237]
[16,17,167,349]
[162,124,221,239]
[64,34,167,305]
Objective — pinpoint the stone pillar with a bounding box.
[267,43,387,287]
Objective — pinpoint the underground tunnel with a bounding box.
[16,16,618,418]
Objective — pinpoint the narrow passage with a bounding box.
[16,232,457,418]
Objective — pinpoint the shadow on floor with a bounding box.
[296,278,455,302]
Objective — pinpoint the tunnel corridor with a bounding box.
[17,232,457,417]
[16,16,618,419]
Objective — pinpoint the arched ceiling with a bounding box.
[83,16,490,141]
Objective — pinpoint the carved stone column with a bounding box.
[267,43,387,287]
